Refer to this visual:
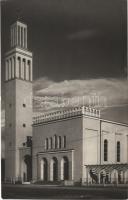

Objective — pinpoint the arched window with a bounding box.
[21,27,23,47]
[50,157,58,181]
[63,136,66,148]
[13,56,15,78]
[53,135,57,149]
[49,137,53,149]
[24,28,26,48]
[60,156,69,180]
[58,136,61,149]
[23,58,26,79]
[104,139,108,161]
[18,26,20,46]
[45,138,48,150]
[28,60,31,81]
[18,57,21,78]
[117,141,120,162]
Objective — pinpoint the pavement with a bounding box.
[2,184,128,199]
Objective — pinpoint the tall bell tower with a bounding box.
[5,21,33,182]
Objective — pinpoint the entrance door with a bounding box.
[41,158,48,181]
[53,157,58,181]
[61,157,69,180]
[24,155,32,182]
[50,157,58,181]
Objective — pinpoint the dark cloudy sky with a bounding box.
[1,0,127,81]
[1,0,128,125]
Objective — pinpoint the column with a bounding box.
[24,28,26,48]
[36,155,39,181]
[20,27,21,46]
[69,160,73,181]
[28,61,31,81]
[40,160,44,180]
[13,56,16,78]
[30,60,32,81]
[26,60,29,81]
[21,27,23,48]
[21,27,22,47]
[13,26,15,46]
[88,171,91,184]
[23,27,24,48]
[12,27,14,47]
[86,167,89,185]
[21,58,25,79]
[123,171,125,183]
[16,56,20,78]
[5,60,9,81]
[124,170,128,184]
[113,171,116,184]
[26,28,27,49]
[127,136,128,163]
[11,28,13,47]
[50,160,53,181]
[24,59,26,80]
[57,137,59,149]
[23,59,25,79]
[14,26,16,46]
[9,59,12,79]
[116,171,118,185]
[71,152,74,181]
[18,26,20,46]
[109,172,111,183]
[98,173,101,184]
[16,26,18,46]
[58,159,61,181]
[60,159,64,181]
[20,159,24,183]
[12,57,14,78]
[25,60,29,81]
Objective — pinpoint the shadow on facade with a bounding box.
[1,158,5,182]
[23,155,32,182]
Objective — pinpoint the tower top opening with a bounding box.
[10,20,28,49]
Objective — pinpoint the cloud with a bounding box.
[33,78,128,117]
[2,78,128,125]
[33,77,54,93]
[1,78,128,158]
[67,29,99,40]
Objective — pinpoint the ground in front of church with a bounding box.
[2,184,128,199]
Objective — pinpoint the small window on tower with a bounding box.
[9,123,12,127]
[9,142,12,146]
[28,60,30,65]
[23,123,26,127]
[23,104,26,107]
[23,142,26,146]
[9,104,12,108]
[63,136,66,148]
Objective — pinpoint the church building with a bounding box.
[4,21,128,185]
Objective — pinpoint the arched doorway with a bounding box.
[61,157,69,180]
[100,170,106,184]
[111,169,118,184]
[24,155,32,182]
[40,158,48,181]
[50,157,58,181]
